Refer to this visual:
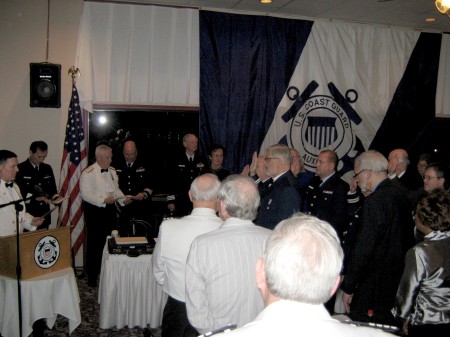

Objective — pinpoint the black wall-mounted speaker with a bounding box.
[30,62,61,108]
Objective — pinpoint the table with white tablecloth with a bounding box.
[98,241,168,329]
[0,267,81,337]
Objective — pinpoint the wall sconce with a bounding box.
[260,0,272,3]
[436,0,450,17]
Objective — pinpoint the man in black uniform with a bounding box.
[115,140,153,236]
[15,141,58,230]
[305,149,349,239]
[170,133,207,216]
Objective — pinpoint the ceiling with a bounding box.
[114,0,450,33]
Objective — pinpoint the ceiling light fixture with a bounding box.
[260,0,272,3]
[435,0,450,17]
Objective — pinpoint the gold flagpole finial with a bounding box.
[68,66,80,84]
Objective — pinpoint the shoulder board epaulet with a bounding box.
[109,166,116,171]
[85,166,95,173]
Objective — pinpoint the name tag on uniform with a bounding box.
[323,190,334,194]
[178,164,185,168]
[136,168,145,172]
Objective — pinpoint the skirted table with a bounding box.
[0,267,81,337]
[98,241,167,329]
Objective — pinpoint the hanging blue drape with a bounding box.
[199,11,313,173]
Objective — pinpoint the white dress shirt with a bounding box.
[0,180,34,236]
[152,207,222,301]
[185,218,271,334]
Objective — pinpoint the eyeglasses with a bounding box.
[265,157,279,162]
[423,175,441,181]
[353,169,366,178]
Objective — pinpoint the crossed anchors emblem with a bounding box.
[282,80,364,171]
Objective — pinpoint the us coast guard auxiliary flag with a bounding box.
[199,11,442,175]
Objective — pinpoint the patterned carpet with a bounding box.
[44,268,161,337]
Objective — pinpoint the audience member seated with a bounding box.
[254,144,300,230]
[341,150,414,325]
[185,175,271,334]
[206,144,231,181]
[153,174,223,337]
[217,214,393,336]
[392,189,450,336]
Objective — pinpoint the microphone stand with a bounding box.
[0,195,34,337]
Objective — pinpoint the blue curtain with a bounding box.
[199,11,313,173]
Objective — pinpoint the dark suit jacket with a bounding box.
[255,171,301,230]
[305,173,349,237]
[340,178,415,325]
[15,160,57,228]
[398,167,423,191]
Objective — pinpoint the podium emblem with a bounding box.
[34,235,60,269]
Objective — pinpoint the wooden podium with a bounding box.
[0,227,71,280]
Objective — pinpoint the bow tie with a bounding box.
[101,169,108,173]
[5,182,13,188]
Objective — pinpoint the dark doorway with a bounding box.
[88,108,199,194]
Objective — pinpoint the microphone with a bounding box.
[33,185,49,198]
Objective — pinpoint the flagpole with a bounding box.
[59,66,86,274]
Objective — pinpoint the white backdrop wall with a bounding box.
[0,0,84,231]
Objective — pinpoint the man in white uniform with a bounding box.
[0,149,43,237]
[80,143,131,287]
[153,173,222,337]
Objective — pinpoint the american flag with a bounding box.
[58,84,87,256]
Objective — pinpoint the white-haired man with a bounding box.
[80,143,131,287]
[217,214,392,336]
[185,175,271,334]
[255,144,301,229]
[341,150,414,325]
[153,174,223,337]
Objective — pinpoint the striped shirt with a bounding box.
[185,217,271,334]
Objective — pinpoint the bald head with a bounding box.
[388,148,409,176]
[123,140,138,164]
[189,173,221,210]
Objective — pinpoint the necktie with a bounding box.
[34,165,39,172]
[189,157,193,163]
[101,169,108,173]
[127,163,132,168]
[5,182,13,188]
[268,178,274,187]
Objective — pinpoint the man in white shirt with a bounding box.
[219,214,393,337]
[0,149,44,237]
[185,175,271,334]
[80,143,131,287]
[152,173,222,337]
